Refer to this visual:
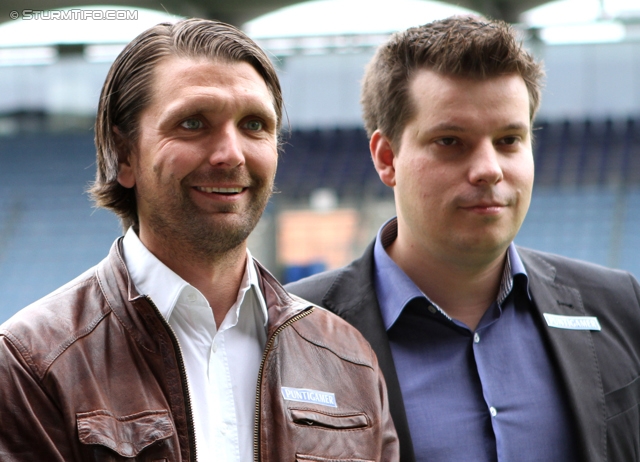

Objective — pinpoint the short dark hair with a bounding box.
[361,15,544,147]
[90,18,283,230]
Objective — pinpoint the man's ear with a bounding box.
[370,130,397,188]
[113,126,136,189]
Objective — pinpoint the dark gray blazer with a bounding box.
[286,240,640,462]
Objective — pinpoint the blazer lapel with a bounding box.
[520,248,606,462]
[321,241,416,462]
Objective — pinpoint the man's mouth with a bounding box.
[466,202,506,209]
[194,186,244,195]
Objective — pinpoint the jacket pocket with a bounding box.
[605,376,640,461]
[290,408,370,430]
[606,375,640,419]
[76,409,174,458]
[296,455,373,462]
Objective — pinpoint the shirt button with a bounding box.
[212,343,217,353]
[428,305,437,314]
[490,406,497,417]
[473,333,480,343]
[187,292,197,303]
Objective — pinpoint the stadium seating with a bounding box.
[2,117,640,322]
[275,118,640,280]
[0,133,120,321]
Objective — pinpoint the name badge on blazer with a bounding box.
[543,313,601,331]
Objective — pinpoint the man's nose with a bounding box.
[208,124,245,168]
[468,141,503,186]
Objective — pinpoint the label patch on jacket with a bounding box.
[281,387,337,408]
[543,313,601,331]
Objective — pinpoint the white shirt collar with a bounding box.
[121,227,268,327]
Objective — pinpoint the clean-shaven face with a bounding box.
[392,69,534,265]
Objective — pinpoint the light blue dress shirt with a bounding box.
[373,217,577,462]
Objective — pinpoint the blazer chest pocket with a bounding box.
[290,408,370,430]
[77,409,174,461]
[605,376,640,461]
[605,375,640,419]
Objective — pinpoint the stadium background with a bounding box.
[1,0,640,322]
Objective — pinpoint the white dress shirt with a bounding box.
[122,228,269,462]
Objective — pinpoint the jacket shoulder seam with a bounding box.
[0,332,62,405]
[41,309,111,379]
[4,279,114,379]
[41,272,114,377]
[1,331,41,377]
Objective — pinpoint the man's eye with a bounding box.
[180,119,203,130]
[436,137,457,146]
[244,119,264,131]
[499,136,520,145]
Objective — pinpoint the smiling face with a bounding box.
[117,56,278,261]
[371,69,534,268]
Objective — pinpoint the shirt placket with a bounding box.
[210,328,240,461]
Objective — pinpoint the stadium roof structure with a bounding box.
[0,0,554,26]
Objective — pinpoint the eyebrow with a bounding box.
[501,123,530,132]
[159,104,211,124]
[428,123,465,132]
[157,97,277,129]
[429,122,530,133]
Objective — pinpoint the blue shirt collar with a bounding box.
[373,217,529,331]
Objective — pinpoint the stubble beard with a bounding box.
[144,170,274,263]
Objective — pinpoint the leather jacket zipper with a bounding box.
[253,306,314,462]
[145,296,199,462]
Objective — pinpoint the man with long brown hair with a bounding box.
[0,19,398,461]
[288,15,640,461]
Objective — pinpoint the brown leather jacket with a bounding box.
[0,239,399,461]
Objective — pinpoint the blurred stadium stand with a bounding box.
[3,3,640,322]
[276,118,640,275]
[278,127,377,200]
[0,133,121,320]
[4,116,640,321]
